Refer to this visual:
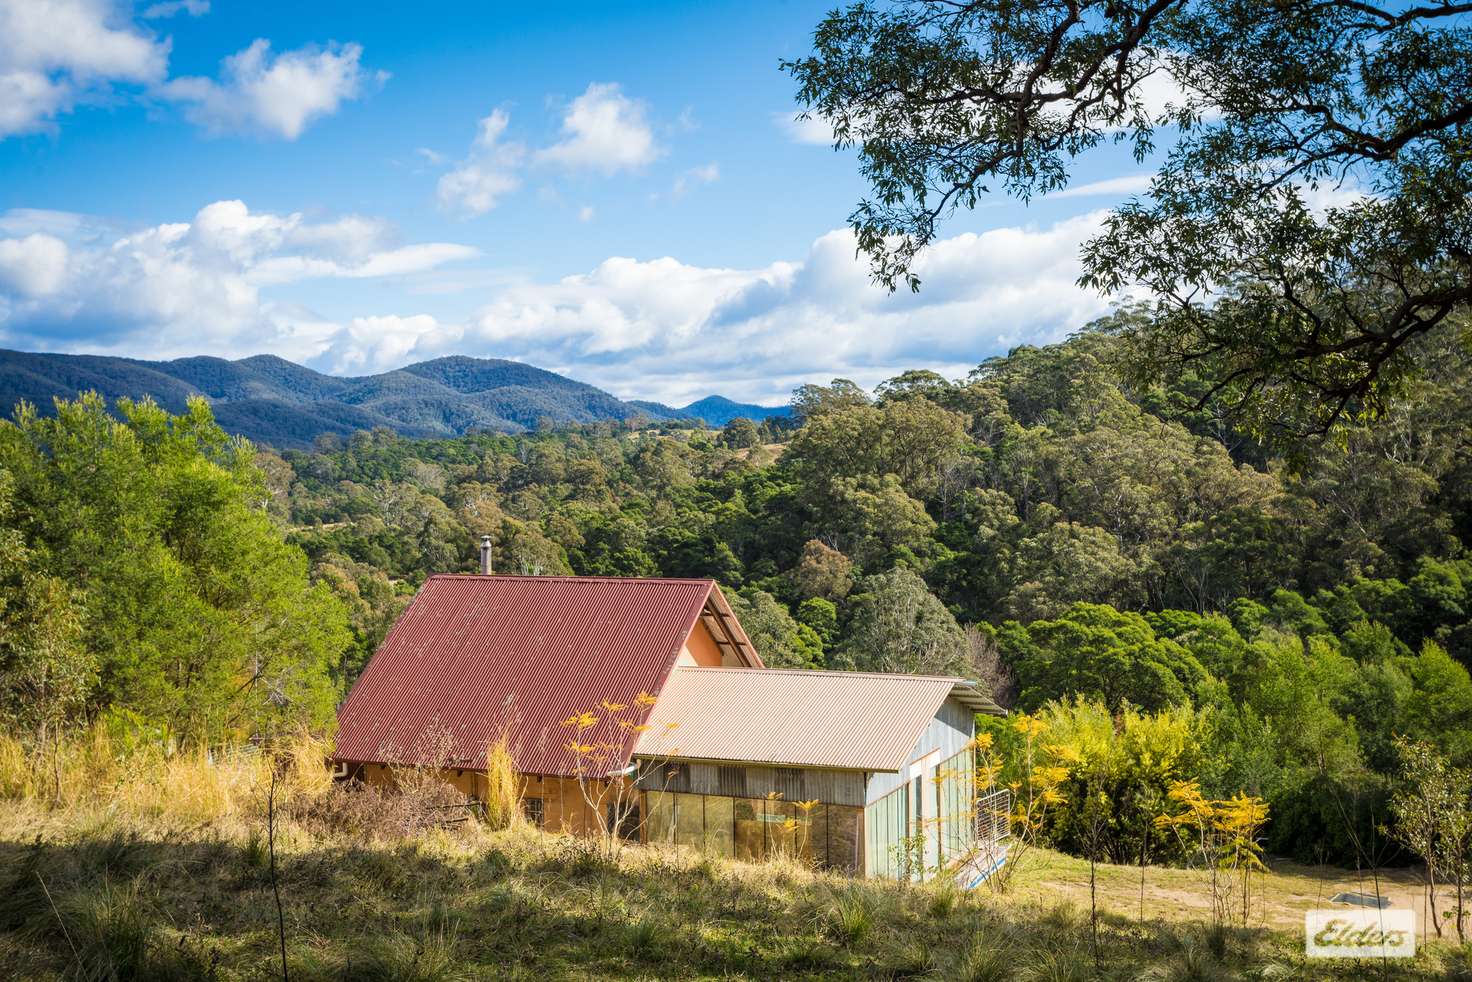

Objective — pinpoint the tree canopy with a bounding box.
[785,0,1472,436]
[0,395,348,741]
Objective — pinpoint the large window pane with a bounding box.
[702,795,734,858]
[766,799,799,860]
[674,793,704,849]
[865,786,909,880]
[734,798,763,862]
[809,803,829,868]
[828,805,860,874]
[646,792,673,845]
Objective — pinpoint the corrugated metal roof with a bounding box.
[333,575,734,776]
[633,666,996,773]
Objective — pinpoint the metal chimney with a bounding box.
[479,535,493,575]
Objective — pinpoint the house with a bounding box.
[332,570,1004,880]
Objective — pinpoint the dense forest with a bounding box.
[4,314,1471,867]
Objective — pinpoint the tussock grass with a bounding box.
[0,733,1462,980]
[480,737,521,832]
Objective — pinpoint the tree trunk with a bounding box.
[1429,859,1442,938]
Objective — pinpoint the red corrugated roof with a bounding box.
[333,574,731,776]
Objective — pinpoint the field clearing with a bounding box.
[2,788,1468,980]
[1011,846,1458,939]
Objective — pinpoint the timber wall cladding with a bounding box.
[359,765,634,837]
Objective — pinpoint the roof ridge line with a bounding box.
[671,665,967,683]
[426,573,718,584]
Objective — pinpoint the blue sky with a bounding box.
[0,0,1153,405]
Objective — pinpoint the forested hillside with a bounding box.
[0,349,786,448]
[4,316,1472,870]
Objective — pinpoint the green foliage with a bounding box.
[727,588,824,669]
[1009,604,1209,713]
[0,394,348,741]
[786,0,1472,437]
[1035,698,1213,864]
[0,472,91,744]
[837,568,970,675]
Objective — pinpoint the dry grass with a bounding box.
[480,737,522,832]
[1007,845,1465,941]
[1,732,1468,980]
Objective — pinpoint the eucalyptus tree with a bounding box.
[786,0,1472,436]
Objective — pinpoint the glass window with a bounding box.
[828,805,861,874]
[673,793,704,849]
[766,798,799,860]
[734,798,764,862]
[702,795,735,858]
[865,785,910,879]
[809,802,830,868]
[646,791,673,844]
[607,800,641,841]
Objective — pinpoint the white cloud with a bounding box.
[577,206,595,223]
[671,162,719,198]
[0,201,476,360]
[0,234,69,297]
[436,108,525,217]
[309,212,1111,404]
[160,39,379,139]
[537,82,661,172]
[1051,174,1153,199]
[774,110,837,146]
[320,314,457,375]
[142,0,207,17]
[1,197,1113,405]
[0,0,169,137]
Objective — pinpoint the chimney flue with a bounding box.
[479,535,493,575]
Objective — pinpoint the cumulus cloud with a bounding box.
[0,234,69,297]
[160,39,380,139]
[311,212,1112,404]
[537,82,661,172]
[0,0,169,137]
[433,83,670,216]
[2,196,1113,404]
[0,200,476,359]
[436,109,525,217]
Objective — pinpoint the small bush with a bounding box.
[622,916,663,958]
[285,778,470,839]
[1015,943,1092,982]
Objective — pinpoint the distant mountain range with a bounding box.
[0,349,789,449]
[628,395,792,427]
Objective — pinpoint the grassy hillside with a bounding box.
[0,737,1464,981]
